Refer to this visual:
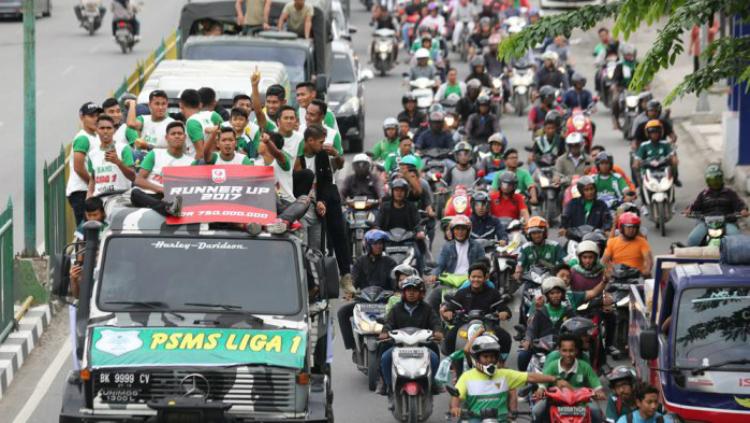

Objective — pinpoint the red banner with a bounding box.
[163,165,277,225]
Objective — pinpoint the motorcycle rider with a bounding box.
[633,120,677,182]
[477,132,508,176]
[528,85,562,134]
[514,217,564,278]
[561,175,613,233]
[379,277,443,401]
[468,17,493,59]
[533,52,569,94]
[545,317,597,366]
[466,56,493,89]
[444,141,478,188]
[111,0,140,40]
[450,0,477,49]
[563,73,594,111]
[415,111,454,150]
[375,177,426,271]
[685,164,749,246]
[611,43,638,130]
[534,333,607,423]
[338,229,397,356]
[470,191,507,241]
[465,95,499,145]
[634,100,677,145]
[593,27,619,66]
[592,152,635,202]
[456,79,482,124]
[340,154,384,200]
[570,240,606,291]
[409,48,440,85]
[490,172,530,221]
[420,2,447,37]
[383,137,423,173]
[555,132,591,184]
[588,145,636,192]
[530,111,566,169]
[371,118,401,162]
[605,366,638,423]
[398,93,427,131]
[435,68,467,102]
[602,213,653,277]
[429,215,485,282]
[492,149,539,205]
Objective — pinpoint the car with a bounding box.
[331,0,356,41]
[0,0,51,18]
[540,0,605,9]
[328,40,373,153]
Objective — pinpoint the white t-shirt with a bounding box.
[86,143,134,196]
[139,149,194,194]
[454,240,470,275]
[281,130,304,160]
[138,114,175,148]
[66,130,99,196]
[113,124,129,149]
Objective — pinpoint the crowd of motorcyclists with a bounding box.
[63,0,750,422]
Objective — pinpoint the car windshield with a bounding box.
[97,237,301,315]
[331,53,355,84]
[183,43,307,84]
[674,286,750,369]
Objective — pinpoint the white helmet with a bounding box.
[565,132,585,145]
[415,48,430,60]
[383,117,398,130]
[353,153,372,165]
[541,51,559,63]
[541,276,567,295]
[576,240,600,258]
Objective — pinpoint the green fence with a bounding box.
[0,200,14,343]
[43,146,73,257]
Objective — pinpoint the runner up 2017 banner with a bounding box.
[163,165,277,225]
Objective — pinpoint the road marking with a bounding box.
[61,65,75,76]
[12,341,72,423]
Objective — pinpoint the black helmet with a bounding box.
[402,92,417,105]
[544,110,563,126]
[471,190,490,207]
[470,56,485,68]
[539,85,556,102]
[400,275,425,291]
[477,95,491,106]
[595,151,613,166]
[571,72,586,86]
[606,366,637,388]
[391,177,409,192]
[499,171,517,187]
[646,100,662,114]
[576,175,596,195]
[560,317,595,337]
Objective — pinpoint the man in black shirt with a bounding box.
[686,164,749,246]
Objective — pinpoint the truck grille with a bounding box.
[93,367,296,411]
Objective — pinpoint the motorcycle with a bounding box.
[686,212,744,247]
[510,63,534,116]
[525,334,557,374]
[456,19,472,62]
[407,77,436,114]
[639,156,675,236]
[387,327,435,423]
[77,0,104,35]
[545,387,597,423]
[492,219,524,294]
[518,264,552,328]
[114,19,138,54]
[442,184,472,220]
[534,154,563,225]
[620,93,640,141]
[385,228,419,269]
[607,264,641,359]
[420,148,451,218]
[598,55,618,109]
[564,99,597,153]
[345,196,379,259]
[373,28,398,76]
[490,76,504,117]
[351,286,392,391]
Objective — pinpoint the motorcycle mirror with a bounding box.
[524,145,534,152]
[401,72,410,78]
[444,384,460,397]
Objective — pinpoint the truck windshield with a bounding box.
[97,237,301,315]
[675,287,750,369]
[331,53,355,84]
[183,43,307,83]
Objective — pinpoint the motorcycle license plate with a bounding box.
[557,406,586,416]
[357,303,385,313]
[96,371,150,403]
[387,246,410,253]
[398,348,424,358]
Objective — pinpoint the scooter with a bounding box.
[76,0,104,35]
[351,286,392,391]
[564,99,597,153]
[534,154,563,224]
[373,28,398,76]
[639,156,675,237]
[685,212,744,247]
[421,148,451,218]
[620,93,640,141]
[492,219,524,294]
[114,18,138,53]
[510,63,535,116]
[406,77,436,114]
[518,264,552,328]
[598,55,618,109]
[442,185,472,220]
[385,228,418,269]
[345,197,379,259]
[388,328,435,423]
[607,264,641,359]
[544,387,597,423]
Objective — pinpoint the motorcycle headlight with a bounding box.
[338,97,360,115]
[625,96,639,108]
[492,78,502,89]
[444,116,455,127]
[516,85,527,95]
[708,228,724,238]
[454,197,468,213]
[354,201,367,210]
[538,175,550,188]
[573,116,585,130]
[377,43,390,53]
[658,177,673,192]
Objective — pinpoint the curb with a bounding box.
[0,304,53,400]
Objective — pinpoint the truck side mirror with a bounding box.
[640,328,659,360]
[322,256,340,299]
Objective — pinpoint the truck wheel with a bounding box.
[367,349,379,391]
[407,396,419,423]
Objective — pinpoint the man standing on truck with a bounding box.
[235,0,272,34]
[304,100,344,170]
[602,212,653,277]
[67,102,102,225]
[86,114,136,198]
[296,82,339,133]
[278,0,313,39]
[181,88,224,162]
[125,91,174,155]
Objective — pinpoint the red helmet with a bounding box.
[618,212,641,227]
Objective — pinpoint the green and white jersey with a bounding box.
[240,121,262,157]
[113,124,134,149]
[455,368,528,420]
[139,149,194,194]
[66,130,99,196]
[281,130,304,160]
[298,108,339,134]
[294,124,343,157]
[186,110,223,155]
[86,143,135,196]
[204,152,256,165]
[136,114,175,149]
[254,111,277,132]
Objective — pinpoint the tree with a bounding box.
[498,0,750,104]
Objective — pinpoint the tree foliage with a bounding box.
[497,0,750,105]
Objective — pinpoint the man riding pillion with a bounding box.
[375,177,426,271]
[451,334,565,422]
[555,132,591,185]
[560,175,613,234]
[428,215,485,283]
[684,164,749,246]
[606,366,638,423]
[340,154,384,201]
[444,141,477,189]
[409,48,440,85]
[476,132,508,175]
[470,191,507,242]
[398,93,427,131]
[415,111,454,150]
[371,117,401,162]
[338,229,398,356]
[514,217,565,281]
[465,95,499,146]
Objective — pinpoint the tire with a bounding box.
[88,26,96,36]
[119,42,128,54]
[407,395,419,423]
[658,202,667,237]
[353,235,363,259]
[367,349,379,391]
[347,136,363,153]
[515,94,524,117]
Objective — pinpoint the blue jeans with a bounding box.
[517,348,532,372]
[380,346,439,388]
[687,222,740,246]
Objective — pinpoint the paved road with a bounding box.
[0,0,189,247]
[0,1,712,422]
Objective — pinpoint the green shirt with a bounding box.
[546,349,590,366]
[542,358,602,390]
[492,168,535,194]
[518,240,565,272]
[583,200,593,219]
[186,111,223,144]
[383,152,423,173]
[202,152,256,165]
[442,83,463,99]
[456,368,528,420]
[635,140,673,163]
[594,174,629,198]
[371,138,400,161]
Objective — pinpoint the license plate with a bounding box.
[398,348,424,358]
[357,303,385,313]
[96,371,150,403]
[387,246,410,253]
[557,406,586,416]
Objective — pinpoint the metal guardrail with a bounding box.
[43,145,73,257]
[113,30,181,99]
[0,200,14,343]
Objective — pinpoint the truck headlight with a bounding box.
[338,97,360,115]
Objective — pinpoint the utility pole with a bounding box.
[22,0,37,257]
[696,21,711,112]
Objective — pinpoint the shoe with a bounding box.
[431,385,443,395]
[387,393,395,410]
[606,345,622,358]
[377,380,388,396]
[165,195,183,216]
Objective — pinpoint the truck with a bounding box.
[54,189,339,422]
[629,246,750,422]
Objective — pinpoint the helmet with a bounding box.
[470,334,502,376]
[352,153,372,176]
[467,79,482,91]
[576,240,600,258]
[391,177,409,192]
[488,132,508,149]
[470,56,485,68]
[541,51,558,63]
[541,276,567,295]
[560,317,595,337]
[620,43,636,56]
[449,215,472,232]
[606,366,637,388]
[571,72,586,86]
[391,264,417,281]
[429,110,445,122]
[421,32,433,41]
[399,154,420,169]
[705,163,724,190]
[453,141,472,154]
[618,212,641,227]
[400,275,425,291]
[617,202,640,216]
[582,230,608,255]
[544,110,563,127]
[576,175,596,195]
[646,100,662,114]
[364,229,389,251]
[471,190,490,207]
[645,119,663,135]
[499,171,517,189]
[539,85,556,100]
[383,117,398,131]
[595,151,613,166]
[415,48,430,60]
[637,91,653,103]
[525,216,548,235]
[477,95,491,106]
[402,92,417,105]
[565,132,585,145]
[479,17,491,28]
